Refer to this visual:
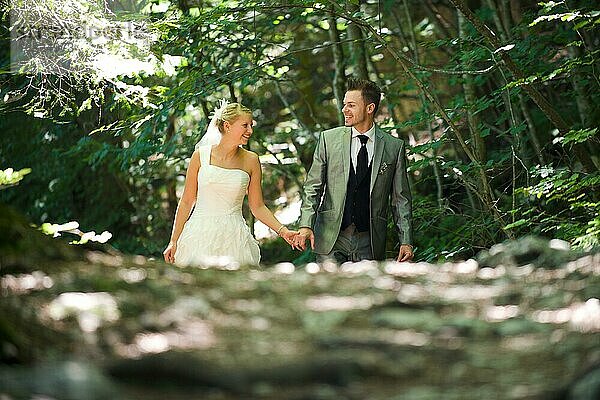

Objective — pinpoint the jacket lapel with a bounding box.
[370,125,385,193]
[341,127,351,182]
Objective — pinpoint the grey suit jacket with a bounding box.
[298,126,413,260]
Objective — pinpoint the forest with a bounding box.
[1,1,599,399]
[1,0,598,262]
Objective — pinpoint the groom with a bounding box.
[294,78,414,262]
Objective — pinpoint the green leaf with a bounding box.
[562,128,598,145]
[0,167,32,188]
[504,219,529,230]
[573,19,590,29]
[509,122,527,136]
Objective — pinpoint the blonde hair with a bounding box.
[216,103,252,134]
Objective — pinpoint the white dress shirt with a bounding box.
[351,124,375,171]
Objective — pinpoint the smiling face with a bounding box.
[342,90,375,131]
[223,113,254,145]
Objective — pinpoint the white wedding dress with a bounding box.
[174,145,260,266]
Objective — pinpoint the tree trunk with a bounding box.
[510,0,522,25]
[165,113,178,221]
[483,0,508,41]
[228,84,238,103]
[200,99,210,123]
[458,11,486,164]
[327,9,346,125]
[347,2,369,79]
[499,0,513,39]
[568,46,592,127]
[403,0,444,208]
[518,94,546,165]
[423,0,454,39]
[448,0,597,172]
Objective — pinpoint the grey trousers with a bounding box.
[317,224,373,263]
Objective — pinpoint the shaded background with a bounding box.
[1,0,598,264]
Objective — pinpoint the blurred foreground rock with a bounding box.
[477,235,583,269]
[1,236,599,400]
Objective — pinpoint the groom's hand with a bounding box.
[294,227,314,251]
[279,227,299,246]
[397,244,414,262]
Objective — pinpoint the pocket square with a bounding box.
[378,162,389,175]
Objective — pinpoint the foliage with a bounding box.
[1,0,599,262]
[0,168,31,189]
[508,166,600,250]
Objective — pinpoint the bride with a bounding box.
[163,101,297,266]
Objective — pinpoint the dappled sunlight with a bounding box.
[135,332,170,354]
[507,264,535,278]
[485,305,520,322]
[85,251,124,267]
[477,266,506,280]
[391,329,431,347]
[533,308,571,324]
[1,271,54,294]
[320,260,339,273]
[439,259,479,274]
[340,260,379,275]
[305,295,373,312]
[45,292,120,333]
[273,262,295,274]
[1,233,597,400]
[396,283,430,303]
[396,281,502,304]
[177,256,241,271]
[565,254,600,275]
[372,275,399,290]
[305,262,320,274]
[131,255,149,266]
[440,285,502,302]
[157,296,211,326]
[163,268,194,284]
[533,298,600,333]
[384,261,430,277]
[570,298,600,332]
[250,317,270,331]
[117,267,147,284]
[229,299,263,313]
[501,334,546,351]
[131,319,217,356]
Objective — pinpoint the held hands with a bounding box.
[276,225,313,251]
[163,242,176,264]
[278,226,300,247]
[397,244,414,262]
[291,227,314,251]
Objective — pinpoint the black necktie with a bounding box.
[356,134,369,182]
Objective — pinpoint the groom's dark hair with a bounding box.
[347,78,382,114]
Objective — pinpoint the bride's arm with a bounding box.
[246,152,296,243]
[163,150,200,262]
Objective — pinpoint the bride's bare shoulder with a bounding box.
[240,148,259,162]
[239,148,260,173]
[192,148,201,165]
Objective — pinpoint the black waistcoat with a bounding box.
[341,160,372,232]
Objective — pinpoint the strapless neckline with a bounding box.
[208,146,250,177]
